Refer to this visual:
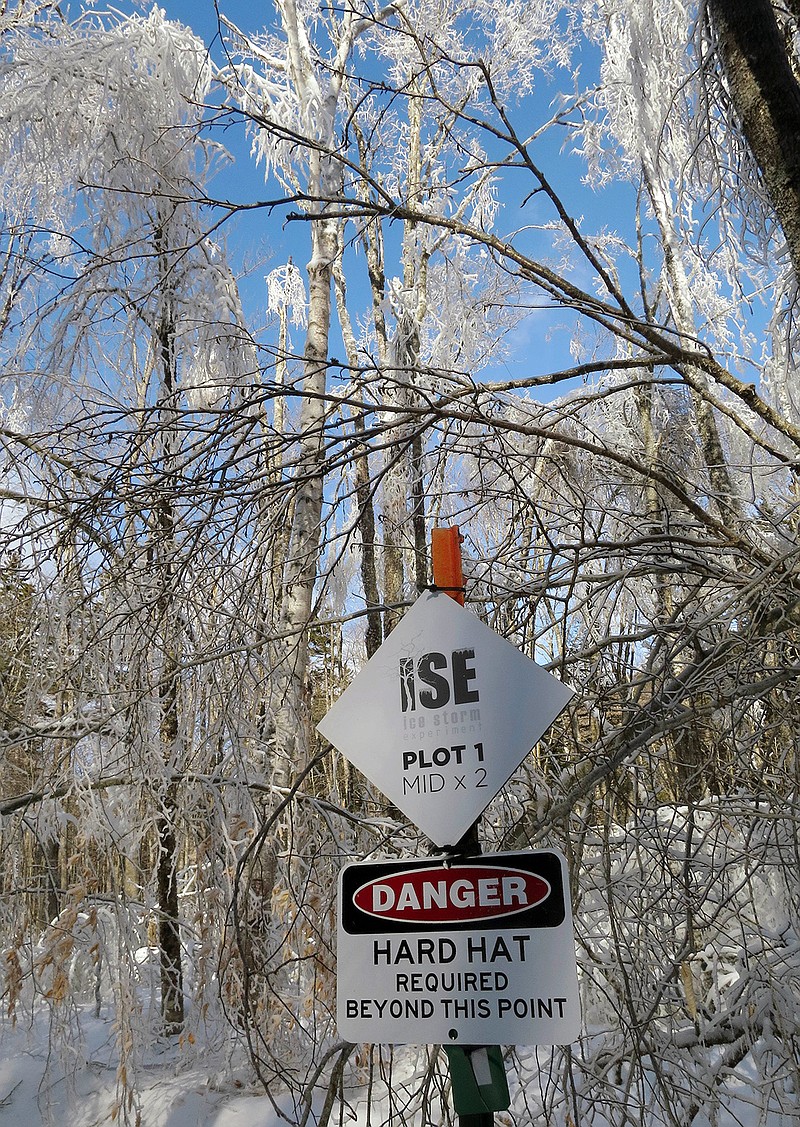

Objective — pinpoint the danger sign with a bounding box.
[351,864,551,925]
[337,849,580,1045]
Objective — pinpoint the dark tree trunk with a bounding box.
[354,411,383,658]
[43,837,60,924]
[410,429,428,593]
[156,782,184,1033]
[708,0,800,278]
[153,215,185,1034]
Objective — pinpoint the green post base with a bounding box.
[458,1115,495,1127]
[445,1045,510,1117]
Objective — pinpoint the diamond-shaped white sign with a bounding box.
[317,591,574,847]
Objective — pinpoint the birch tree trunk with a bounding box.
[264,0,372,784]
[382,80,430,630]
[269,214,335,791]
[332,251,382,658]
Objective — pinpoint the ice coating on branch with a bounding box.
[266,263,308,328]
[0,6,257,410]
[183,245,259,411]
[574,0,769,364]
[0,6,211,225]
[221,0,350,202]
[367,0,577,99]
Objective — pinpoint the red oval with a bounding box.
[352,864,550,924]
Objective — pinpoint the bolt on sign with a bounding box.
[337,850,581,1045]
[317,591,574,847]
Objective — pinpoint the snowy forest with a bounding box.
[1,0,799,1124]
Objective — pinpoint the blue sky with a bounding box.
[115,1,640,392]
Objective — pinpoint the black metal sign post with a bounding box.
[438,818,510,1127]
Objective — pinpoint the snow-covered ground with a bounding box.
[0,1010,284,1126]
[2,1004,797,1127]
